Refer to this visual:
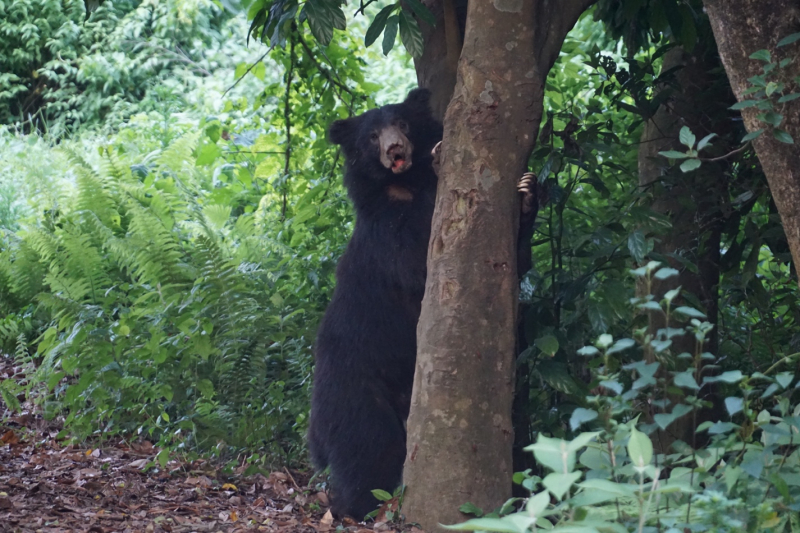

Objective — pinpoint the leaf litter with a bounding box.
[0,359,417,533]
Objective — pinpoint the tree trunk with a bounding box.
[637,43,733,452]
[403,2,594,530]
[704,0,800,282]
[415,0,467,122]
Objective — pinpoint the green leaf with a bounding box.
[674,306,706,318]
[678,126,696,148]
[778,93,800,103]
[697,133,717,151]
[741,128,764,142]
[196,143,221,166]
[775,372,794,389]
[664,288,681,303]
[371,489,393,501]
[703,370,743,384]
[404,0,436,26]
[573,479,636,506]
[365,4,396,47]
[526,435,574,473]
[525,491,550,517]
[382,15,399,55]
[658,150,690,159]
[535,334,559,356]
[708,421,739,435]
[568,432,600,452]
[607,338,635,355]
[679,158,701,173]
[628,229,646,263]
[442,515,535,532]
[654,267,679,280]
[777,32,800,47]
[303,0,346,46]
[730,99,759,110]
[197,379,215,399]
[673,370,700,390]
[654,404,692,430]
[569,408,598,431]
[543,471,582,501]
[773,129,794,144]
[725,396,743,416]
[628,426,653,468]
[252,61,266,81]
[750,49,771,62]
[577,345,600,357]
[399,10,424,58]
[157,449,169,467]
[458,502,483,517]
[758,111,784,127]
[597,334,613,349]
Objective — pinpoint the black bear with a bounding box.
[308,88,540,520]
[308,88,442,519]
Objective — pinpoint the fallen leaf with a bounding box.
[317,509,334,532]
[1,430,18,445]
[128,458,149,469]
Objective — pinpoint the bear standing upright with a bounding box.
[308,88,442,519]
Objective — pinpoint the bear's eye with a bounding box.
[397,120,409,132]
[370,132,379,143]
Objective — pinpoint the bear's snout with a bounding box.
[378,127,414,174]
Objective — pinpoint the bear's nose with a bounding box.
[379,127,414,173]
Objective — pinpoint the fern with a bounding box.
[1,132,331,464]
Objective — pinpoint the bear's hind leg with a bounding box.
[327,388,407,520]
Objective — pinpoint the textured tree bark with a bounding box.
[704,0,800,281]
[403,1,594,530]
[637,43,733,452]
[415,0,467,122]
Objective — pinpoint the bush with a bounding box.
[453,262,800,532]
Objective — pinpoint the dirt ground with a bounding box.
[0,362,412,533]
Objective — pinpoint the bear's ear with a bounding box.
[404,88,432,113]
[328,118,356,146]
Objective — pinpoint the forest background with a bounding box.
[1,0,799,531]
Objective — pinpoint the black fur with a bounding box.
[308,88,443,519]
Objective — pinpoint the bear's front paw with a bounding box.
[431,141,443,176]
[518,172,538,215]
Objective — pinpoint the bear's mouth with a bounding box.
[391,153,412,173]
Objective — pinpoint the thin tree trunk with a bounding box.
[704,0,800,281]
[637,43,732,452]
[403,2,594,530]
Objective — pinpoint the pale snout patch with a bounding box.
[378,126,414,174]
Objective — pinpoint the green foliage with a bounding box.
[0,138,334,461]
[452,263,800,532]
[0,0,231,135]
[246,0,430,58]
[515,13,798,450]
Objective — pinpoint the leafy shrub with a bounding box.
[0,130,349,464]
[453,263,800,532]
[0,0,230,135]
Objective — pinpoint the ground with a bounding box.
[0,358,416,533]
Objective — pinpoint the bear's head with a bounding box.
[328,88,439,180]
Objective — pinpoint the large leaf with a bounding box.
[382,15,399,56]
[627,229,646,263]
[303,0,346,46]
[399,9,424,58]
[365,4,396,47]
[628,426,653,468]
